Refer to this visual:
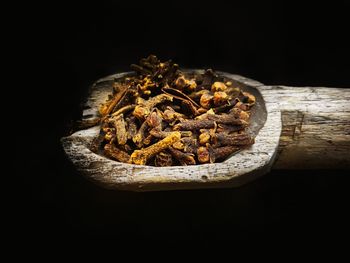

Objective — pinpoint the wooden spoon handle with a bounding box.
[259,86,350,169]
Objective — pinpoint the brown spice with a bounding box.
[197,146,210,163]
[130,132,181,165]
[168,147,196,165]
[173,119,216,130]
[104,143,131,163]
[92,55,256,166]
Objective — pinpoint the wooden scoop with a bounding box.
[61,70,350,191]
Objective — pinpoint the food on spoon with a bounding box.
[92,55,256,166]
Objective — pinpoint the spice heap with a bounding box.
[92,55,256,166]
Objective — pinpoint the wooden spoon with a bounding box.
[61,70,350,191]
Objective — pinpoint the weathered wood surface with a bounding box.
[61,71,350,191]
[260,86,350,169]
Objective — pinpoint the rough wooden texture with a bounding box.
[61,71,350,191]
[260,86,350,169]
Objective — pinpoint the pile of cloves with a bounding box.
[91,55,256,166]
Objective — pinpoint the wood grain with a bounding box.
[260,86,350,169]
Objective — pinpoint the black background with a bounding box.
[15,1,349,242]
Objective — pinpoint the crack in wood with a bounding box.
[262,86,350,170]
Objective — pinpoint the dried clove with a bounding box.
[150,129,192,139]
[211,82,227,92]
[213,98,240,113]
[168,147,196,165]
[133,94,173,120]
[163,106,186,125]
[197,146,210,163]
[216,123,245,133]
[199,130,211,145]
[111,104,136,117]
[146,110,163,130]
[214,133,255,147]
[130,132,181,165]
[133,120,149,148]
[113,114,128,145]
[172,141,185,150]
[173,119,216,130]
[104,143,131,163]
[181,137,198,154]
[99,84,128,116]
[206,113,248,126]
[126,116,138,140]
[213,91,229,106]
[112,87,139,113]
[200,93,214,109]
[155,151,173,167]
[242,92,256,104]
[208,145,240,163]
